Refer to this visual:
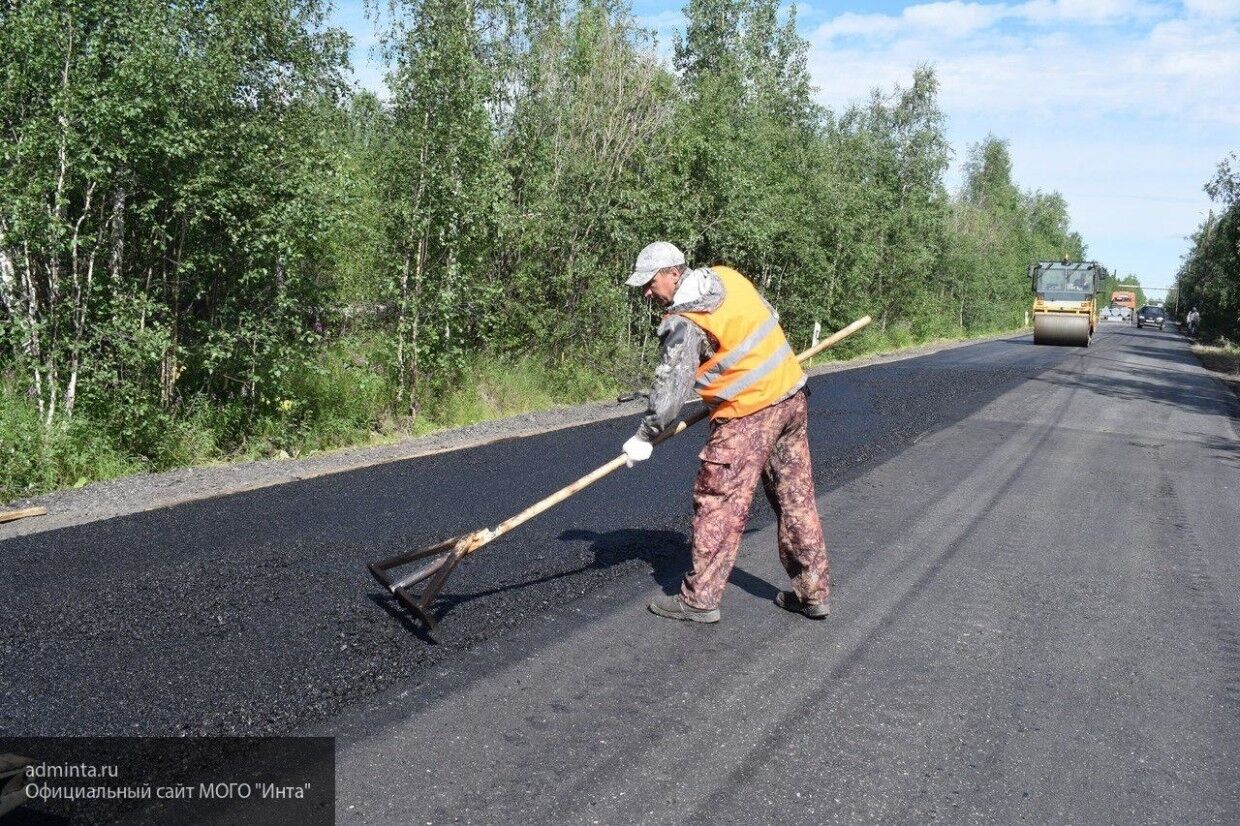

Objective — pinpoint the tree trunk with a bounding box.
[108,183,125,284]
[21,241,45,420]
[401,111,431,418]
[409,231,426,418]
[396,249,411,408]
[41,19,79,428]
[64,181,97,419]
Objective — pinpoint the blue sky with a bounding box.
[332,1,1240,291]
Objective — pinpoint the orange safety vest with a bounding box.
[674,266,804,420]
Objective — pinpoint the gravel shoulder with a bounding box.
[0,330,1022,541]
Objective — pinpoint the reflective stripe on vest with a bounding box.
[675,266,804,420]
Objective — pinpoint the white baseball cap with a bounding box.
[626,241,686,287]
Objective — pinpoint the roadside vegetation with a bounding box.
[1192,341,1240,389]
[1175,152,1239,342]
[0,0,1096,502]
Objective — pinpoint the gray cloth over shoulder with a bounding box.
[634,268,724,442]
[633,266,807,442]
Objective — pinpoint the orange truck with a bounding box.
[1106,291,1136,323]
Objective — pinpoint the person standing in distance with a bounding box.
[622,241,831,623]
[1186,307,1201,336]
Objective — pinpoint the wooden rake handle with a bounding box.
[0,506,47,524]
[454,315,873,558]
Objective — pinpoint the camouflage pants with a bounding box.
[681,390,830,610]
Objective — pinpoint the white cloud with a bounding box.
[1015,0,1164,24]
[791,2,818,22]
[805,1,1238,286]
[812,2,1002,41]
[905,2,1007,34]
[813,0,1166,42]
[813,11,902,39]
[810,9,1240,124]
[1182,0,1240,17]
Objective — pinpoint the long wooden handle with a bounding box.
[650,313,873,445]
[0,506,47,524]
[463,315,873,555]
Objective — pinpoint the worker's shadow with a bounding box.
[558,528,780,602]
[562,527,690,591]
[372,528,780,639]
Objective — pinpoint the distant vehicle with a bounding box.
[1136,305,1165,331]
[1099,304,1130,322]
[1107,291,1136,323]
[1030,260,1106,346]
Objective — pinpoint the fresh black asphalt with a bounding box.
[4,325,1239,822]
[3,336,1061,739]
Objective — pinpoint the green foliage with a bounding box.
[376,0,511,411]
[279,334,398,452]
[325,92,392,311]
[946,137,1087,330]
[0,0,1101,499]
[497,1,678,364]
[422,353,621,429]
[1177,152,1239,340]
[817,68,951,337]
[0,378,138,500]
[0,0,349,427]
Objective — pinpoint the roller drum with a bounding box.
[1033,313,1091,346]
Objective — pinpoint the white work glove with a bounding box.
[622,435,653,468]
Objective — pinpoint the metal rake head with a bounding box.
[368,538,463,631]
[367,528,495,631]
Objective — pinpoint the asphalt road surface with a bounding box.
[3,324,1238,823]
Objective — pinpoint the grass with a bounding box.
[0,348,624,504]
[1192,338,1240,387]
[422,353,622,429]
[0,379,140,502]
[0,321,1014,504]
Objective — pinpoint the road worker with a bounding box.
[622,241,830,623]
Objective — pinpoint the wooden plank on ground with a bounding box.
[0,506,47,524]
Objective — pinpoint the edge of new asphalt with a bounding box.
[0,328,1028,542]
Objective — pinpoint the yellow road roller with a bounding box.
[1029,260,1106,346]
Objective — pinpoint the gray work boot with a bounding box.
[775,591,830,619]
[648,594,720,624]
